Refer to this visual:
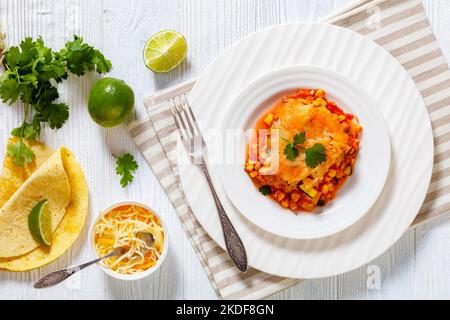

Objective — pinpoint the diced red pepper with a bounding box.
[326,102,344,115]
[296,89,314,98]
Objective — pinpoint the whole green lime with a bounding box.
[88,77,135,127]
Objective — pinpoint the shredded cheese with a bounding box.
[93,205,164,274]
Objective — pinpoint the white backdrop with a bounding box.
[0,0,449,299]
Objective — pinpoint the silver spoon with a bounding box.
[34,231,155,289]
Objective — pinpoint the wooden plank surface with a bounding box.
[0,0,449,300]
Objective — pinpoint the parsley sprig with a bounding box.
[282,131,327,168]
[114,153,139,188]
[0,35,112,166]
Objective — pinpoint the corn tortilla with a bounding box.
[0,148,71,257]
[0,140,88,271]
[0,139,53,208]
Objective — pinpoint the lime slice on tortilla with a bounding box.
[143,30,187,73]
[28,199,52,246]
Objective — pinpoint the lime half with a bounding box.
[143,30,187,73]
[28,199,52,246]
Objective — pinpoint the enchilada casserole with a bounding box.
[245,88,362,212]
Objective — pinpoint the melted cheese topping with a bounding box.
[270,97,348,187]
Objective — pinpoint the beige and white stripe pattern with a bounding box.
[128,0,450,299]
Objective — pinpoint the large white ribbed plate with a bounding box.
[179,23,434,278]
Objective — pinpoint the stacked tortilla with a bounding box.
[0,139,88,271]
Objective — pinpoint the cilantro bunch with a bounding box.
[0,35,112,166]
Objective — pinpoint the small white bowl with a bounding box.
[90,201,169,281]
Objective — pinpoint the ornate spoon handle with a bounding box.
[34,251,117,288]
[199,162,248,272]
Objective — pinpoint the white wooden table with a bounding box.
[1,0,449,300]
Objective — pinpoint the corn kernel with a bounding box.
[313,99,321,107]
[274,190,285,201]
[281,198,290,208]
[291,190,301,202]
[303,202,314,211]
[315,89,325,98]
[245,163,254,171]
[321,184,329,193]
[328,169,336,177]
[249,171,257,177]
[338,115,346,121]
[264,113,274,126]
[315,98,327,107]
[289,200,298,211]
[344,166,352,176]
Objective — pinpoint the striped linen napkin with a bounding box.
[129,0,450,299]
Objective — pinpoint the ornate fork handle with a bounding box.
[199,161,248,272]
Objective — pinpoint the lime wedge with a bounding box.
[143,30,187,73]
[28,199,52,246]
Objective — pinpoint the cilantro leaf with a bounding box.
[18,37,38,66]
[4,46,20,66]
[282,131,306,161]
[115,153,139,188]
[35,36,52,61]
[59,35,112,76]
[35,102,69,129]
[37,60,67,83]
[6,140,35,166]
[47,103,69,129]
[33,85,68,129]
[19,83,35,104]
[11,117,40,140]
[284,142,300,161]
[37,84,59,104]
[0,78,20,104]
[91,49,113,74]
[259,185,271,196]
[293,131,306,145]
[305,143,327,168]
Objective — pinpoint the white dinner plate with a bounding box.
[218,65,391,239]
[179,23,433,278]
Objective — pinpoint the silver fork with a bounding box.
[169,94,247,272]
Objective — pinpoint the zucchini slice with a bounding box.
[299,184,318,199]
